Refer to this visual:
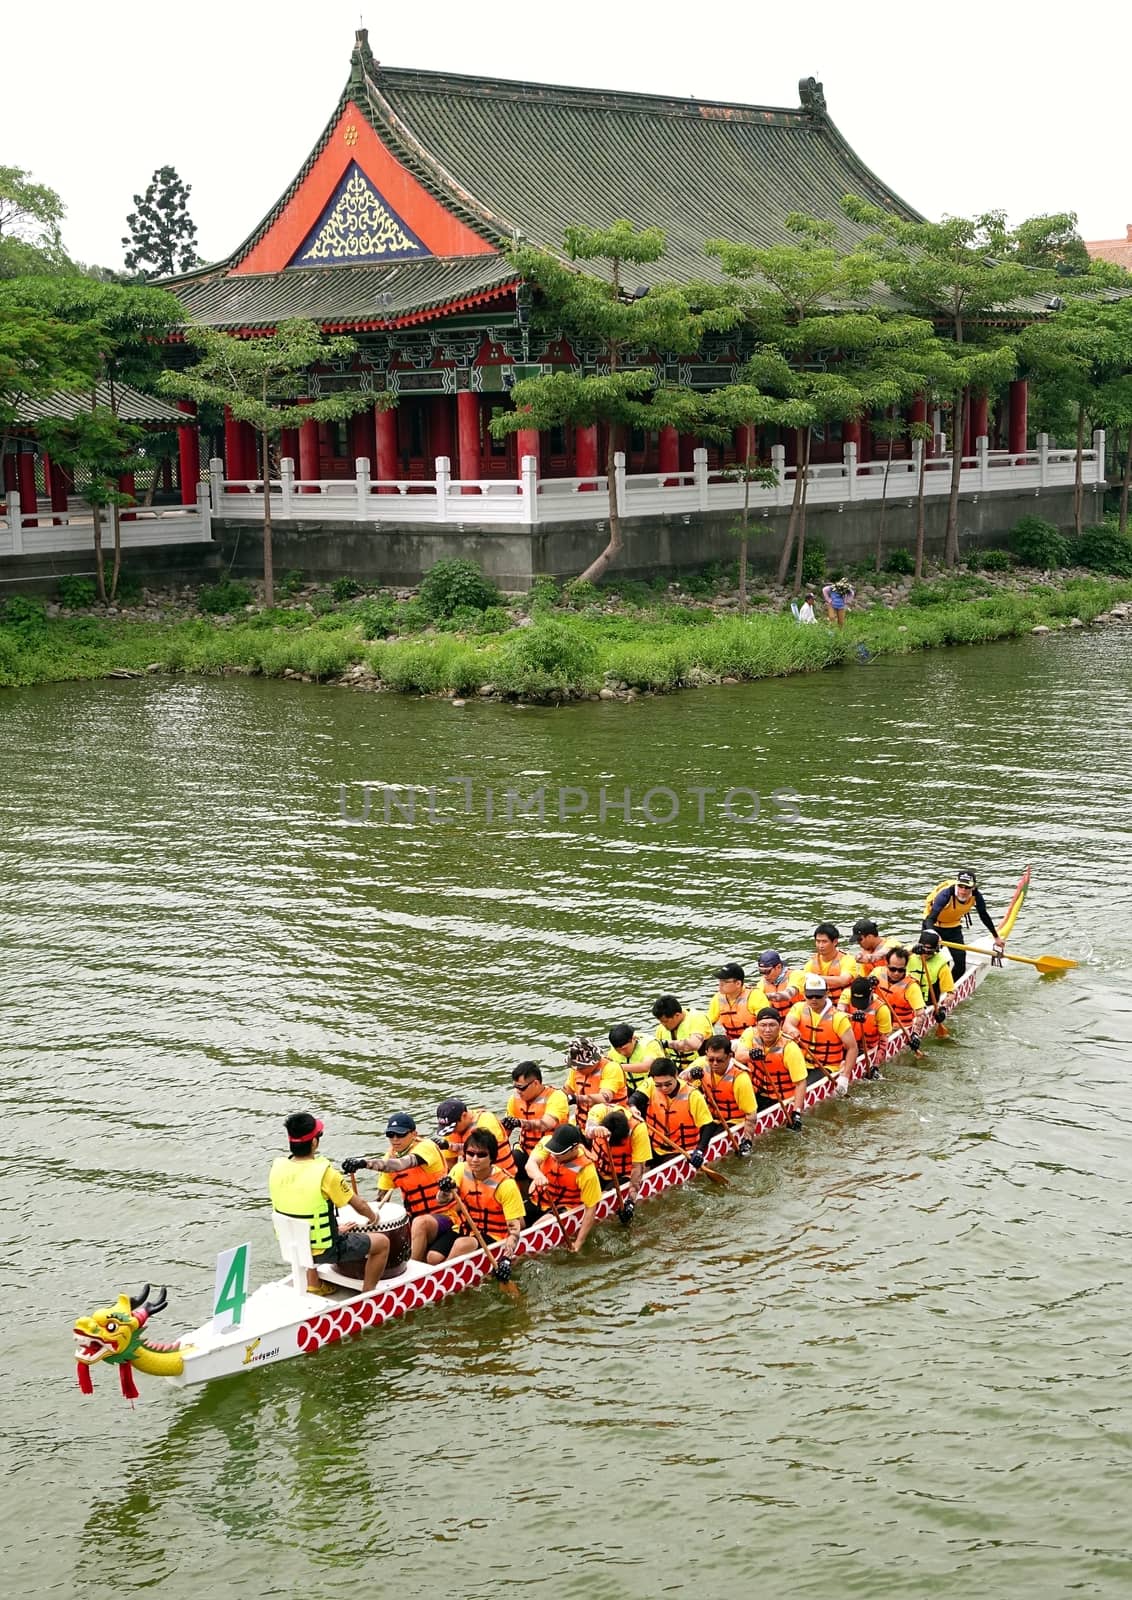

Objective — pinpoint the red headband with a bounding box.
[292,1118,324,1143]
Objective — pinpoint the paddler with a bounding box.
[270,1113,390,1296]
[526,1124,602,1252]
[644,1060,720,1169]
[744,949,803,1027]
[838,975,893,1073]
[782,975,858,1093]
[803,922,858,998]
[605,1023,661,1098]
[585,1103,651,1222]
[850,918,897,976]
[922,868,1005,980]
[743,1009,807,1128]
[651,994,712,1063]
[873,946,928,1047]
[563,1036,628,1117]
[907,928,955,1023]
[435,1098,519,1179]
[502,1062,571,1162]
[353,1112,448,1261]
[683,1033,758,1153]
[421,1129,524,1267]
[706,962,757,1042]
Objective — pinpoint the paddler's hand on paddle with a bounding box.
[687,1149,705,1171]
[933,1005,948,1023]
[737,1137,753,1157]
[687,1064,704,1081]
[501,1115,522,1133]
[618,1199,636,1226]
[341,1156,369,1175]
[437,1175,456,1197]
[835,1071,850,1097]
[788,1109,803,1132]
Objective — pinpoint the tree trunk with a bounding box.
[945,389,965,568]
[576,427,624,587]
[261,427,275,607]
[791,431,812,594]
[914,441,928,580]
[110,500,122,602]
[1073,404,1086,536]
[738,434,752,614]
[92,501,106,603]
[875,434,894,572]
[776,429,806,586]
[1120,426,1132,536]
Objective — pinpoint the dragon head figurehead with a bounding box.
[73,1285,183,1399]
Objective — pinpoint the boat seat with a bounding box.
[271,1212,364,1296]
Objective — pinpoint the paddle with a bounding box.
[649,1127,732,1186]
[941,939,1077,976]
[540,1183,579,1246]
[594,1140,632,1225]
[446,1188,521,1299]
[692,1069,743,1156]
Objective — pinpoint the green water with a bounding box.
[3,631,1130,1599]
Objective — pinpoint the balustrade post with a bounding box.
[694,446,709,511]
[977,435,989,489]
[1093,428,1106,485]
[614,450,627,519]
[9,490,23,554]
[912,437,924,489]
[771,444,787,506]
[435,455,450,521]
[355,456,371,520]
[1037,434,1049,487]
[279,456,295,518]
[521,454,540,524]
[844,441,858,500]
[209,456,225,509]
[197,482,212,540]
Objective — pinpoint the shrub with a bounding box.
[331,576,363,602]
[58,575,97,608]
[494,618,600,695]
[974,548,1014,572]
[1008,516,1069,569]
[63,616,109,648]
[883,547,915,576]
[199,579,253,614]
[1073,522,1132,576]
[1,594,48,639]
[800,539,826,585]
[279,569,305,597]
[353,598,400,639]
[418,557,500,619]
[562,579,601,610]
[527,575,561,613]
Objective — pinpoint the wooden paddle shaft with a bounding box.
[941,939,1076,972]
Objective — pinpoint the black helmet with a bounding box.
[919,928,941,950]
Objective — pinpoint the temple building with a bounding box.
[169,28,1036,485]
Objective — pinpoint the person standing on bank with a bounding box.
[270,1113,390,1296]
[922,869,1005,980]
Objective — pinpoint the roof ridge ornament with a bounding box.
[350,25,378,89]
[798,76,827,117]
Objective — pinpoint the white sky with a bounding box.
[3,0,1128,270]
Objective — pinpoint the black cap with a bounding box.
[714,961,745,982]
[546,1124,584,1156]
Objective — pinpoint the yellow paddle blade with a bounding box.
[1033,955,1078,975]
[940,939,1078,974]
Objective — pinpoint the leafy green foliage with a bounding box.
[883,548,915,575]
[1,594,47,640]
[198,579,253,614]
[1008,516,1070,568]
[495,619,601,695]
[801,539,826,585]
[418,558,501,620]
[1073,523,1132,576]
[331,576,363,602]
[973,549,1014,572]
[122,165,200,279]
[0,166,69,277]
[279,569,305,597]
[58,575,97,608]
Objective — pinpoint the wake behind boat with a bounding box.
[73,868,1032,1396]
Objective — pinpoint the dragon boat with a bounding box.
[73,868,1031,1397]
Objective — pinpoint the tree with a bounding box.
[0,283,103,475]
[162,319,388,604]
[844,201,1047,566]
[123,166,201,280]
[701,385,781,610]
[489,221,741,586]
[37,407,144,601]
[0,166,69,277]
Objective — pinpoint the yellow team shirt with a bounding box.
[908,953,955,998]
[733,1030,810,1086]
[564,1058,629,1102]
[803,952,859,984]
[321,1165,356,1209]
[707,990,756,1028]
[587,1102,653,1164]
[441,1109,513,1170]
[837,997,895,1035]
[702,1065,757,1117]
[784,1002,854,1041]
[376,1135,446,1194]
[654,1011,712,1052]
[530,1137,603,1207]
[448,1160,525,1225]
[505,1086,571,1128]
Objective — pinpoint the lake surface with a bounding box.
[3,629,1131,1599]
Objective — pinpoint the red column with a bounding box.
[239,421,258,481]
[349,408,375,469]
[279,427,299,465]
[961,391,974,460]
[658,424,680,485]
[842,418,862,448]
[48,457,69,522]
[223,407,241,477]
[3,453,17,494]
[17,451,38,528]
[298,416,320,491]
[430,396,454,466]
[177,399,201,506]
[733,424,756,463]
[515,425,540,477]
[118,471,136,522]
[456,391,481,491]
[678,431,696,473]
[859,417,872,464]
[375,406,399,491]
[971,391,989,443]
[575,424,598,489]
[1008,380,1028,457]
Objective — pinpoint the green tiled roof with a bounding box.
[171,257,517,331]
[12,381,184,425]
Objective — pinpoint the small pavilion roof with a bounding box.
[11,381,185,425]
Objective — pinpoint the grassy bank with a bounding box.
[2,571,1131,699]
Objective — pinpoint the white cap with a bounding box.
[803,976,828,996]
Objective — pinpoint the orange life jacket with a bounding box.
[699,1063,751,1121]
[750,1044,797,1102]
[596,1108,646,1183]
[387,1136,445,1216]
[877,976,917,1029]
[758,974,796,1019]
[568,1060,627,1111]
[793,1003,846,1073]
[646,1085,705,1153]
[541,1148,598,1210]
[841,998,888,1049]
[456,1163,515,1242]
[713,991,756,1041]
[445,1112,518,1179]
[509,1085,566,1154]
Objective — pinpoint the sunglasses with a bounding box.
[888,965,907,974]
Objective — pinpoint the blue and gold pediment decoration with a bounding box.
[290,163,431,266]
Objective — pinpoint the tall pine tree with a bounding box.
[122,166,200,279]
